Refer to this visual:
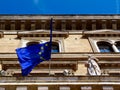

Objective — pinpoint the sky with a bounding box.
[0,0,119,14]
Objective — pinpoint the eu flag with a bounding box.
[16,18,53,76]
[16,42,51,76]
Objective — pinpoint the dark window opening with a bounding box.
[26,41,59,53]
[115,41,120,52]
[26,42,39,46]
[97,41,114,52]
[52,42,59,53]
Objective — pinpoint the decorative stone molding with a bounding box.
[17,30,69,38]
[83,29,120,37]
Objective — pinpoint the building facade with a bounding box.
[0,15,119,90]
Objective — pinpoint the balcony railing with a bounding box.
[0,76,119,83]
[0,76,119,90]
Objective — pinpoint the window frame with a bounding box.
[52,42,60,53]
[115,41,120,52]
[89,37,120,53]
[20,37,65,53]
[97,41,114,53]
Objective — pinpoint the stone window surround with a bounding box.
[89,37,120,52]
[20,37,65,52]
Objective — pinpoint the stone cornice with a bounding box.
[0,15,120,20]
[0,53,120,61]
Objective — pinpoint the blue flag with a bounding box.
[16,42,51,76]
[16,19,53,76]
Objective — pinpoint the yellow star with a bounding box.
[45,44,48,46]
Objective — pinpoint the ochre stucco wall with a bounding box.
[0,35,20,53]
[64,35,92,52]
[74,63,87,75]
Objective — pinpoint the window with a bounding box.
[97,41,114,52]
[26,41,39,46]
[52,42,59,53]
[89,37,120,53]
[26,41,60,53]
[22,40,62,53]
[115,41,120,51]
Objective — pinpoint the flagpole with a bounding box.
[49,18,53,76]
